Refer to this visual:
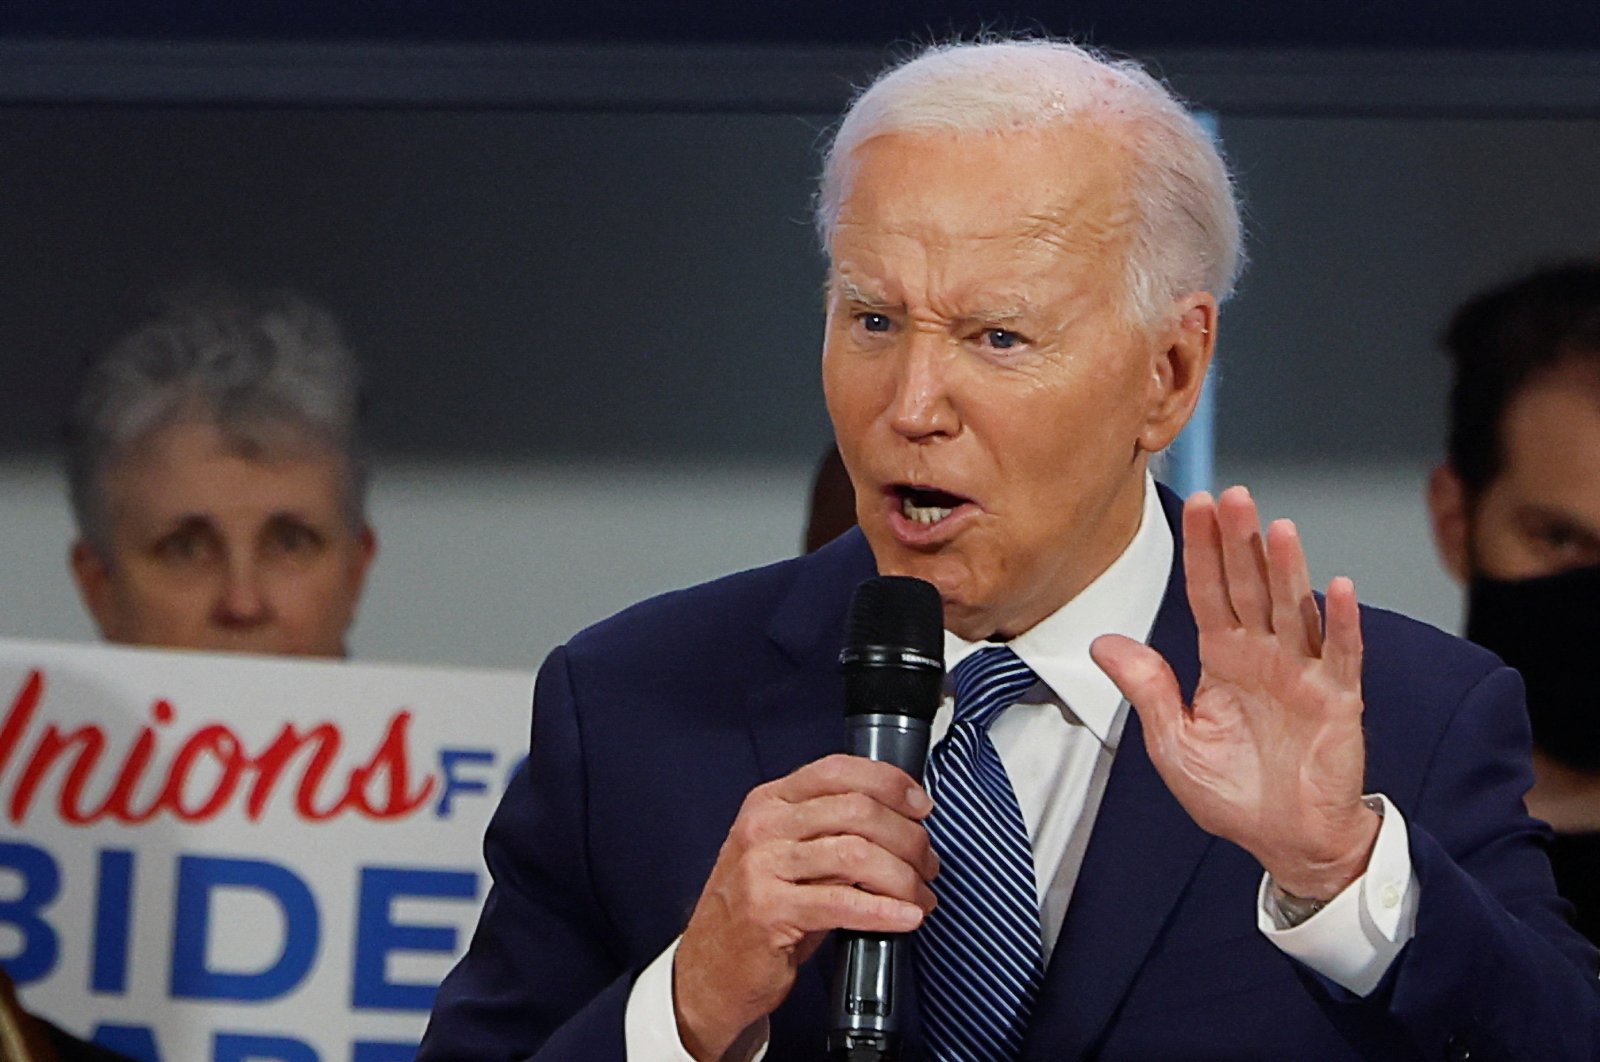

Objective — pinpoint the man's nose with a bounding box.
[888,332,959,440]
[214,558,271,626]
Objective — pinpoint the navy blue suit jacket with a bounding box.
[421,488,1600,1060]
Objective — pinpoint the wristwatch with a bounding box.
[1269,884,1329,928]
[1268,795,1386,929]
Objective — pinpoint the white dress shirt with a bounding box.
[624,476,1419,1059]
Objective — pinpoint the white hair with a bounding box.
[815,38,1243,326]
[65,284,368,552]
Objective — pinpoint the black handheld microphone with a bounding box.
[827,576,944,1062]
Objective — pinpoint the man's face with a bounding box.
[1441,364,1600,581]
[823,125,1211,639]
[71,418,376,657]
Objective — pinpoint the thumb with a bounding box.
[1090,633,1186,736]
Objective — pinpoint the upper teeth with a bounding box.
[902,497,953,524]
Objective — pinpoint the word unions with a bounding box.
[0,668,527,1062]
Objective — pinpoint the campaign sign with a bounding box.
[0,638,533,1062]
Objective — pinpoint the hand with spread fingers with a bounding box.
[1091,486,1381,901]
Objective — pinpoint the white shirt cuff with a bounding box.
[1256,793,1418,997]
[624,935,770,1061]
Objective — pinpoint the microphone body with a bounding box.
[827,577,944,1062]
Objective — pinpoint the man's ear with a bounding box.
[1137,293,1217,454]
[69,539,117,636]
[1427,463,1471,584]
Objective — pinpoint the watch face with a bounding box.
[1271,885,1328,928]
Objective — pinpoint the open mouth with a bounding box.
[894,484,973,525]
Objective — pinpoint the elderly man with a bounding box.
[1427,262,1600,944]
[64,286,376,658]
[421,39,1598,1060]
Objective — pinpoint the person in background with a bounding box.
[0,967,127,1062]
[0,968,61,1061]
[803,444,857,553]
[1426,261,1600,943]
[2,285,379,1059]
[63,284,377,658]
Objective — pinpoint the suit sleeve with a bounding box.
[1378,665,1600,1059]
[417,644,635,1062]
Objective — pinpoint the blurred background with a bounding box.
[3,0,1600,667]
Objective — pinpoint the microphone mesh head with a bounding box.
[843,576,944,663]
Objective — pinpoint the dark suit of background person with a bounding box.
[422,39,1600,1061]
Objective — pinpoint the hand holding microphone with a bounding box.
[672,576,943,1062]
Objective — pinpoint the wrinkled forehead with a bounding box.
[830,124,1136,252]
[826,124,1139,311]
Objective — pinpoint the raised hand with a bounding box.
[1091,486,1380,900]
[673,754,939,1060]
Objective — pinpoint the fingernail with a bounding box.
[906,787,933,813]
[896,902,925,929]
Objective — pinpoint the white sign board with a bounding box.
[0,638,534,1062]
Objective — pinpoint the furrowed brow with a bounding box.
[952,291,1036,328]
[968,304,1030,325]
[834,276,896,310]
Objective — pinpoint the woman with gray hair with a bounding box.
[64,285,376,658]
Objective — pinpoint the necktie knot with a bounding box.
[951,646,1038,730]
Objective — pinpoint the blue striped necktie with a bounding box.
[918,645,1043,1061]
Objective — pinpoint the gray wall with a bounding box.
[0,107,836,461]
[4,53,1600,666]
[1214,116,1600,462]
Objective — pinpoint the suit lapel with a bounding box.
[745,529,877,781]
[1022,485,1216,1060]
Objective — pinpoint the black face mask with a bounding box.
[1466,564,1600,772]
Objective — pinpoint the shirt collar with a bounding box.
[942,475,1174,747]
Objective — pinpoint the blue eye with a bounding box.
[860,313,892,333]
[985,329,1023,350]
